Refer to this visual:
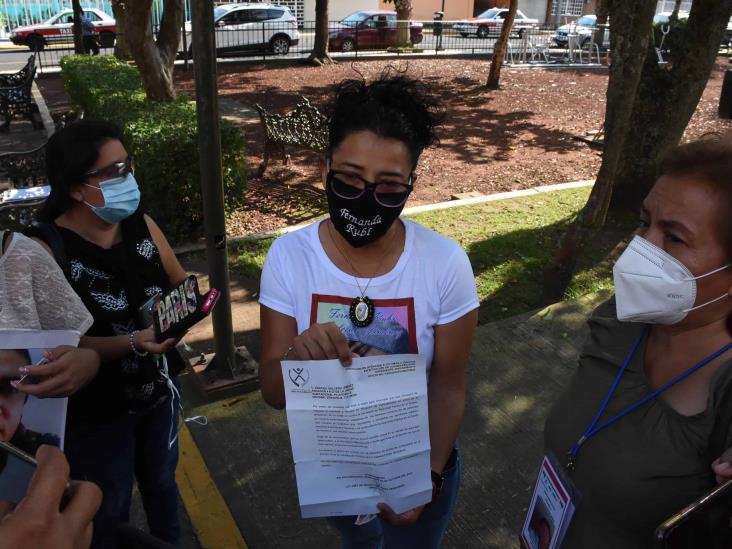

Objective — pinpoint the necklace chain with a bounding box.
[326,221,393,298]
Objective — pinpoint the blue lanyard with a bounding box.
[566,327,732,471]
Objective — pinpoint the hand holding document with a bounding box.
[282,354,432,518]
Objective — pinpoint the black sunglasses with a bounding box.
[327,170,413,208]
[85,156,135,180]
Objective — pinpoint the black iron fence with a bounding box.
[33,42,113,71]
[29,20,610,71]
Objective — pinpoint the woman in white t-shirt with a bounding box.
[259,74,479,548]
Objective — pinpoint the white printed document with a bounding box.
[282,354,432,518]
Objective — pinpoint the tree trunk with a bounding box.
[72,0,84,54]
[541,0,657,302]
[111,0,132,60]
[395,0,412,46]
[593,0,609,49]
[608,0,732,216]
[125,0,184,101]
[485,0,518,90]
[308,0,334,65]
[671,0,684,19]
[544,0,554,28]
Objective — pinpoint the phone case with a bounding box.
[152,275,220,342]
[138,292,162,328]
[654,477,732,548]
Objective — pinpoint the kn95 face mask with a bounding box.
[613,235,729,325]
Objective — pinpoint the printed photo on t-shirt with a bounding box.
[310,294,418,357]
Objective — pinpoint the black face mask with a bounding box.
[326,182,405,248]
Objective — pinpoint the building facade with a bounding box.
[380,0,475,21]
[217,0,698,26]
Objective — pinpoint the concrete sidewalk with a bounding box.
[178,290,610,548]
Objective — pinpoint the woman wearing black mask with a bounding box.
[259,74,479,548]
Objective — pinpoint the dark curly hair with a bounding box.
[327,73,441,168]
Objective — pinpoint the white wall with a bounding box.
[655,0,692,14]
[302,0,380,22]
[519,0,550,24]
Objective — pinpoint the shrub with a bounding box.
[60,55,247,244]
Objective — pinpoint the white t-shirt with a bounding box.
[260,219,479,371]
[0,232,93,332]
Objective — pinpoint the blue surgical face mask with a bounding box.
[84,173,141,224]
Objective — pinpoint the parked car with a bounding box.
[181,3,299,56]
[328,10,423,53]
[453,8,538,39]
[9,8,115,51]
[553,14,611,48]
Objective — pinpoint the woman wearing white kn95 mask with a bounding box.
[538,134,732,549]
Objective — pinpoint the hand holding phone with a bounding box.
[655,478,732,548]
[712,446,732,483]
[0,445,101,549]
[132,327,178,356]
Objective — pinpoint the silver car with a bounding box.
[553,15,602,48]
[181,3,299,55]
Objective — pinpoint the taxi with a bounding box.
[9,8,116,51]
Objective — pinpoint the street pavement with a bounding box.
[0,31,565,73]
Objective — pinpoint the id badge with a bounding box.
[520,453,580,549]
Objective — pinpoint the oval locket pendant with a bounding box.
[350,296,375,327]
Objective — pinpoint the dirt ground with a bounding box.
[39,57,732,235]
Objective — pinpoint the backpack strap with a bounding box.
[23,222,70,277]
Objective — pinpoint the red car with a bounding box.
[9,8,116,51]
[328,10,423,52]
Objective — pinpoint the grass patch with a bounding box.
[231,237,275,279]
[230,187,631,322]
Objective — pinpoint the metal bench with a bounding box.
[0,187,48,232]
[254,97,329,178]
[0,142,46,189]
[0,54,42,132]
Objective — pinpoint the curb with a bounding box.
[173,179,595,256]
[176,424,248,549]
[402,179,594,215]
[31,81,55,137]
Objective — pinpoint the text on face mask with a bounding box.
[339,209,383,227]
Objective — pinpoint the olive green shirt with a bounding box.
[544,298,732,548]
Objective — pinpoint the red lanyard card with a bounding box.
[520,453,580,549]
